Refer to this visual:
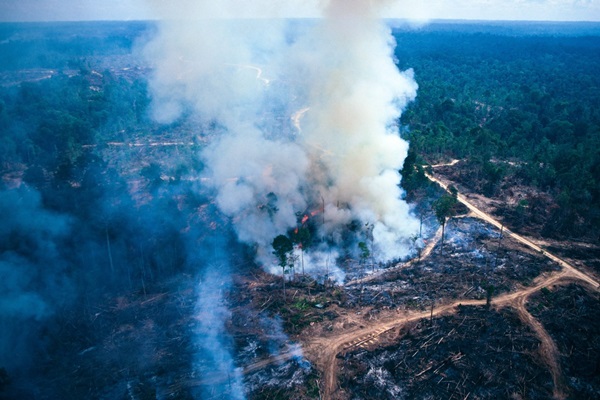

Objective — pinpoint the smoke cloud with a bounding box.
[144,0,419,271]
[0,186,73,369]
[194,265,245,399]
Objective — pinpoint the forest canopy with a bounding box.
[394,22,600,239]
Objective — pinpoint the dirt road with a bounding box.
[425,168,599,290]
[307,163,599,400]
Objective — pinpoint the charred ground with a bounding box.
[527,283,600,399]
[339,306,554,400]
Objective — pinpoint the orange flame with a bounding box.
[300,208,323,225]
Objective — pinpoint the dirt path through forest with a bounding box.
[514,295,566,399]
[304,163,599,400]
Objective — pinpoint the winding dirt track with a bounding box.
[304,161,600,400]
[514,294,566,399]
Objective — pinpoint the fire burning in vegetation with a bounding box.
[145,0,419,274]
[301,209,321,226]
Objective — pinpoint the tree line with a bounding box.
[395,24,600,239]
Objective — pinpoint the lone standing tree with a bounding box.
[432,192,457,256]
[272,234,293,301]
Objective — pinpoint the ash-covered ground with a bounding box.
[344,216,559,312]
[527,283,600,399]
[1,264,320,400]
[339,306,554,400]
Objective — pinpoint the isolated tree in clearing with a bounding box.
[272,234,293,301]
[433,193,457,255]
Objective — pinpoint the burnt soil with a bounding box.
[3,277,199,400]
[3,272,317,400]
[345,217,559,312]
[543,242,600,279]
[339,306,554,400]
[526,283,600,399]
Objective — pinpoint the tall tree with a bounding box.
[433,193,457,255]
[272,234,293,301]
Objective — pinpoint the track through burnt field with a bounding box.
[297,162,600,400]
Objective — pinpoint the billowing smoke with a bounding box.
[144,0,419,272]
[194,265,245,400]
[0,186,73,370]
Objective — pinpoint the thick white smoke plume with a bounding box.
[144,0,419,273]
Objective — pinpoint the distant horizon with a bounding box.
[2,18,600,24]
[1,0,600,23]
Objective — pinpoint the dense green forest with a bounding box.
[395,22,600,239]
